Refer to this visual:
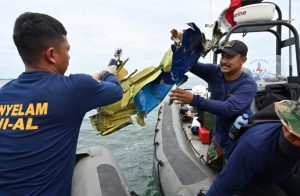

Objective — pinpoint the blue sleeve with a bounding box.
[206,140,264,196]
[101,71,120,83]
[190,62,218,83]
[70,73,123,113]
[190,81,256,117]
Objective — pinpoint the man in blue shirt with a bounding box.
[169,40,257,157]
[0,12,123,195]
[206,99,300,196]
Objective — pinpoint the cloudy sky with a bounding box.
[0,0,299,79]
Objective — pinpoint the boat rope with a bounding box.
[180,114,209,166]
[182,126,204,157]
[153,106,165,195]
[129,190,140,196]
[200,154,208,165]
[153,117,164,166]
[156,162,164,196]
[197,189,208,196]
[153,105,163,162]
[186,131,208,165]
[187,137,202,156]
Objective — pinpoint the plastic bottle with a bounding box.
[229,114,249,139]
[191,117,201,135]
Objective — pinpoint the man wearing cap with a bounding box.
[169,40,257,158]
[205,99,300,195]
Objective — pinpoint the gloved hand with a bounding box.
[92,65,117,80]
[93,49,121,80]
[170,29,182,47]
[101,65,117,76]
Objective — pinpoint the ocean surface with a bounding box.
[0,77,204,196]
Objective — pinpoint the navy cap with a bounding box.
[216,40,248,56]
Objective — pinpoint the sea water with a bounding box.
[0,77,205,196]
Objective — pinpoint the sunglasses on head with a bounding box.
[224,40,236,48]
[213,40,236,52]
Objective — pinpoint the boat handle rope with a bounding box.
[153,106,164,165]
[153,106,166,195]
[181,118,207,165]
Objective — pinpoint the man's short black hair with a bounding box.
[13,12,67,65]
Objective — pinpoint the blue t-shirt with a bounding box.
[190,62,257,155]
[206,123,298,196]
[0,71,122,196]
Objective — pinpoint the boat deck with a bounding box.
[182,117,210,160]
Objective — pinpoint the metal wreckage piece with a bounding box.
[90,50,169,136]
[90,22,223,136]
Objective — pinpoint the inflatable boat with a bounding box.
[153,2,300,195]
[72,146,138,196]
[153,102,215,196]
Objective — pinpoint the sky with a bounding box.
[0,0,299,79]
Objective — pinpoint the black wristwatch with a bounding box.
[100,71,110,80]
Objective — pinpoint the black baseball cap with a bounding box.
[215,40,248,56]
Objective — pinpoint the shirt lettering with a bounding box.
[0,103,48,131]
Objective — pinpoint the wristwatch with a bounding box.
[100,71,109,80]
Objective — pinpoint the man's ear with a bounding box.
[242,56,247,64]
[45,47,56,64]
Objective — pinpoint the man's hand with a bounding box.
[169,88,193,104]
[93,65,117,80]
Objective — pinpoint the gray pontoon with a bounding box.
[153,103,215,196]
[72,146,137,196]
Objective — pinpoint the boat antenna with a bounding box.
[289,0,292,76]
[205,0,213,62]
